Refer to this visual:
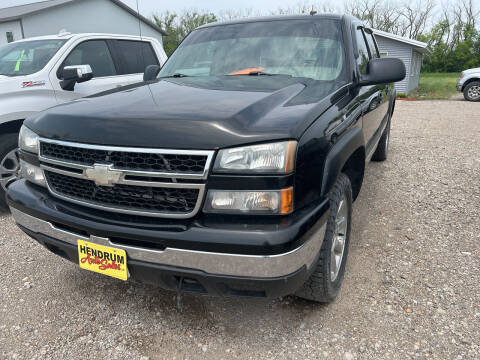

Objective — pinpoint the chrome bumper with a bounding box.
[10,208,327,278]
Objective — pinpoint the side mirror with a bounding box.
[359,58,406,86]
[60,65,93,91]
[143,65,161,82]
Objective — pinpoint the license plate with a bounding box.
[77,239,128,281]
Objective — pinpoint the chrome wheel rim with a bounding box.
[467,85,480,100]
[0,148,20,191]
[330,194,348,282]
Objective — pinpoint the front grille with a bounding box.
[40,142,208,174]
[45,171,199,214]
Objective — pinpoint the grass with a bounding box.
[408,73,460,100]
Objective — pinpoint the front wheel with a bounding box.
[295,173,353,303]
[463,81,480,102]
[0,133,20,211]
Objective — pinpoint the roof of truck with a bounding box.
[197,14,347,30]
[11,32,159,43]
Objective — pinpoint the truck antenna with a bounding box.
[136,0,143,40]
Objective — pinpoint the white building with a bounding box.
[373,29,429,95]
[0,0,166,47]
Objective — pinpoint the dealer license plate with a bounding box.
[77,239,128,281]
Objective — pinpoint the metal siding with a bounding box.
[21,0,164,43]
[0,20,23,46]
[0,0,75,22]
[374,36,413,94]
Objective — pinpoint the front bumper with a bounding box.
[456,81,463,91]
[8,180,329,297]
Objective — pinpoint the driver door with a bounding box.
[354,26,388,150]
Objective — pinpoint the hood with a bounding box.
[26,77,336,150]
[463,67,480,74]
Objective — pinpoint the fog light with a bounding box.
[204,187,293,215]
[20,160,46,187]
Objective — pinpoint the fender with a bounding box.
[0,112,35,125]
[321,126,365,197]
[0,89,57,125]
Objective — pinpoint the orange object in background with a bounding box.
[228,67,265,75]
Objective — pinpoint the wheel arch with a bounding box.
[321,126,366,201]
[462,77,480,91]
[0,119,24,135]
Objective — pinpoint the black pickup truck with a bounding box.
[7,14,405,303]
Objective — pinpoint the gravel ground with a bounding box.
[0,98,479,360]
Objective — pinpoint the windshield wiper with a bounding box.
[230,71,291,77]
[159,73,190,78]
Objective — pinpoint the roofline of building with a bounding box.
[0,0,167,36]
[373,29,428,49]
[0,0,75,23]
[108,0,167,36]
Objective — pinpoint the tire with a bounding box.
[371,119,391,162]
[295,173,352,303]
[463,81,480,102]
[0,133,20,211]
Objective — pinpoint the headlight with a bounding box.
[203,187,293,215]
[19,126,39,154]
[19,160,46,187]
[214,141,297,173]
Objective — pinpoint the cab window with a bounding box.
[355,27,370,75]
[114,40,159,75]
[60,40,117,78]
[366,33,379,58]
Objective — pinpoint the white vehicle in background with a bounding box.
[0,32,167,209]
[456,67,480,102]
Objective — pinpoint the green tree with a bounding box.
[154,11,217,57]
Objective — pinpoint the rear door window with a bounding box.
[114,40,159,75]
[59,40,117,78]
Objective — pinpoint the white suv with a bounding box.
[0,32,167,209]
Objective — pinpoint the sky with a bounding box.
[2,0,480,19]
[1,0,317,16]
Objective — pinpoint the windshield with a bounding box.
[0,39,66,76]
[159,19,346,82]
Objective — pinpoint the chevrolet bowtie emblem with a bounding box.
[85,164,122,186]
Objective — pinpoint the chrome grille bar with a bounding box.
[38,138,214,218]
[39,137,214,180]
